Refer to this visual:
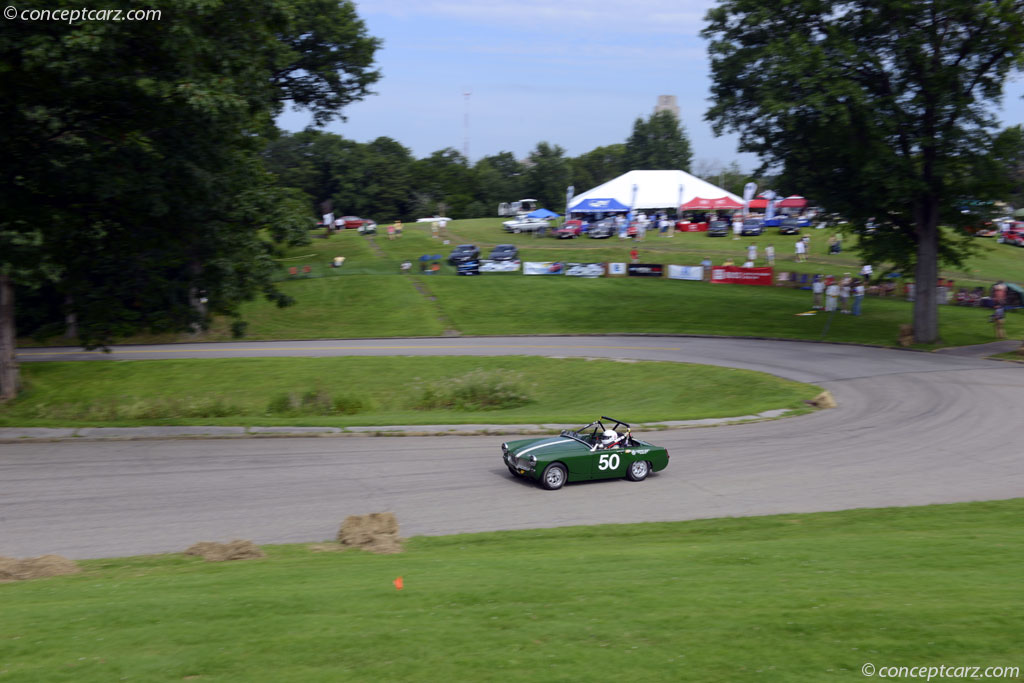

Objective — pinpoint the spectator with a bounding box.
[825,277,840,312]
[860,263,873,283]
[393,220,403,238]
[812,275,825,309]
[742,259,755,268]
[852,279,865,316]
[840,274,852,313]
[722,257,735,266]
[630,247,639,263]
[732,214,743,240]
[765,243,775,266]
[993,280,1007,306]
[747,243,758,263]
[827,234,839,254]
[332,256,345,268]
[701,256,713,281]
[387,222,396,240]
[795,239,806,262]
[400,260,412,274]
[991,304,1006,339]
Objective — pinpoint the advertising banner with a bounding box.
[710,266,775,286]
[676,222,708,232]
[668,265,704,281]
[627,263,664,277]
[523,261,564,275]
[564,263,605,278]
[607,262,627,277]
[479,259,520,273]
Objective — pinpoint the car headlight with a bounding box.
[529,455,537,464]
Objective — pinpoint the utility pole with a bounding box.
[463,88,471,161]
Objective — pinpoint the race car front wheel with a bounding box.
[626,460,650,482]
[541,463,567,490]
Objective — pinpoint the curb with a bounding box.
[0,409,799,443]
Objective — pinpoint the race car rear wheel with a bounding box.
[541,463,567,490]
[626,460,650,482]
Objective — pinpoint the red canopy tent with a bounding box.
[680,196,743,211]
[747,199,768,209]
[777,195,808,208]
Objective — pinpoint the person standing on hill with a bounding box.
[630,247,639,264]
[747,243,758,264]
[852,279,865,316]
[812,275,825,309]
[765,243,775,266]
[825,276,840,312]
[795,239,806,262]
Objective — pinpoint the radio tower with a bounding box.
[463,88,472,161]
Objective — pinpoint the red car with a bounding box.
[999,224,1024,246]
[340,215,374,230]
[551,220,583,239]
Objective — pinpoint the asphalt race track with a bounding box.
[4,336,1024,559]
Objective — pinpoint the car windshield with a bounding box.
[743,219,761,227]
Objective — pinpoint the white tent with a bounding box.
[567,169,742,213]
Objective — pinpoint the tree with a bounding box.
[524,142,571,213]
[991,125,1024,209]
[625,111,693,171]
[410,148,474,218]
[0,0,381,399]
[703,0,1024,343]
[473,152,526,215]
[570,144,629,193]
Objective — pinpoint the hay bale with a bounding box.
[806,390,837,409]
[898,324,914,347]
[336,512,403,554]
[0,554,80,581]
[184,540,265,562]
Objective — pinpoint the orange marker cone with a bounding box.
[393,576,404,590]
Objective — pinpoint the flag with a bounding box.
[743,182,757,215]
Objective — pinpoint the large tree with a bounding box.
[625,111,693,171]
[0,0,380,399]
[703,0,1024,343]
[524,142,571,213]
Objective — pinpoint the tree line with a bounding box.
[263,109,714,223]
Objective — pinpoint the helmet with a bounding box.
[601,429,618,445]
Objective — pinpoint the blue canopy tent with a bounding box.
[526,208,560,219]
[569,198,630,213]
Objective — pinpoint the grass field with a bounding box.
[22,218,1019,349]
[0,356,819,427]
[2,499,1022,682]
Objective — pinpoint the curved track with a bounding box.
[4,336,1024,559]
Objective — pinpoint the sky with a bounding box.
[277,0,1024,176]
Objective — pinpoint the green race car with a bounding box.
[502,417,670,490]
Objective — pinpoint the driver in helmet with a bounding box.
[599,429,621,449]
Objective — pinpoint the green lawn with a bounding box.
[0,356,819,427]
[3,499,1022,682]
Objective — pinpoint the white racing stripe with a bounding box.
[517,439,573,458]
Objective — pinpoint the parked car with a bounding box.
[340,216,373,230]
[741,218,764,236]
[778,218,801,235]
[447,244,481,265]
[502,417,670,491]
[357,220,377,235]
[587,217,618,239]
[706,220,730,237]
[551,220,583,239]
[502,216,549,233]
[488,244,519,261]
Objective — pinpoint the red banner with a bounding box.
[675,221,708,232]
[710,266,775,286]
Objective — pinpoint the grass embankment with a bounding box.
[3,500,1022,682]
[0,356,819,427]
[22,219,1018,349]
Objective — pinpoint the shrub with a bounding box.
[265,386,367,416]
[413,369,532,411]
